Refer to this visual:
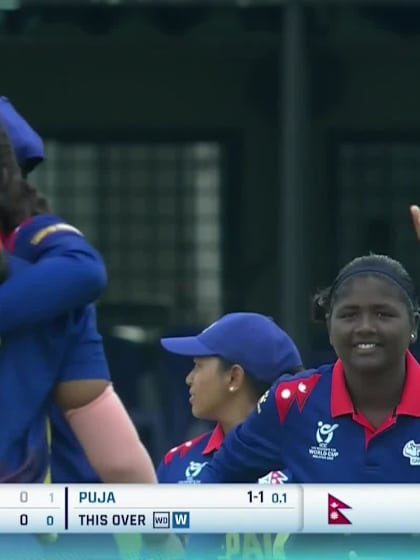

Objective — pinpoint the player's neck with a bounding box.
[219,400,256,436]
[344,361,406,420]
[0,201,32,234]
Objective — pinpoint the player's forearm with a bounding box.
[0,252,106,334]
[65,385,157,483]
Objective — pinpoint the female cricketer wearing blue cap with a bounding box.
[0,100,156,486]
[0,98,157,558]
[158,312,304,560]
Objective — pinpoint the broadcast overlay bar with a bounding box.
[0,484,415,533]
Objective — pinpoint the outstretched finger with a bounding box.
[410,205,420,239]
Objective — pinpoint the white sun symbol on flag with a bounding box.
[330,512,339,520]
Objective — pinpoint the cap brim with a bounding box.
[160,336,213,356]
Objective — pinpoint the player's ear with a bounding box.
[326,314,334,345]
[412,310,420,342]
[227,364,245,392]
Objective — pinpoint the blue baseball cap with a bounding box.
[0,97,44,171]
[161,312,303,383]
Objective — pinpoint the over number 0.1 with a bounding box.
[272,493,287,504]
[46,515,54,527]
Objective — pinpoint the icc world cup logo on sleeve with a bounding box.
[179,461,208,483]
[308,421,340,461]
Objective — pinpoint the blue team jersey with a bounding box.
[158,424,288,560]
[4,221,120,558]
[201,353,420,483]
[5,214,99,261]
[200,353,420,558]
[5,215,109,483]
[48,306,110,483]
[0,255,106,482]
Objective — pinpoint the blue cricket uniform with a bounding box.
[4,214,108,484]
[200,353,420,558]
[4,216,121,559]
[48,306,110,484]
[0,254,110,559]
[1,98,107,483]
[159,424,288,559]
[0,255,110,482]
[0,214,106,334]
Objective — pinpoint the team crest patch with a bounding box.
[308,420,339,461]
[403,440,420,465]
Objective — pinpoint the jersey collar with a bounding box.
[331,351,420,418]
[3,217,34,252]
[396,352,420,417]
[202,423,225,455]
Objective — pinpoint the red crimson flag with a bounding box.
[328,493,352,525]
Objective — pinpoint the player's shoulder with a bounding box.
[162,432,212,467]
[258,365,334,421]
[6,215,85,256]
[19,215,83,246]
[274,364,333,391]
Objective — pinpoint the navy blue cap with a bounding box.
[161,312,303,383]
[0,97,44,169]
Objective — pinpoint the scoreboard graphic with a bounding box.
[0,484,415,533]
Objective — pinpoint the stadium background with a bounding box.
[2,0,420,466]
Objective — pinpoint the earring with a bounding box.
[411,333,416,341]
[229,386,235,392]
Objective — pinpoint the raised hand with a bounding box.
[410,205,420,240]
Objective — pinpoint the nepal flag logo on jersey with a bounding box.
[258,470,288,484]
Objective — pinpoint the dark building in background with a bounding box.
[3,1,420,447]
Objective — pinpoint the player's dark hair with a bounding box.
[0,121,50,234]
[0,119,20,181]
[20,157,43,178]
[218,358,303,399]
[312,254,420,326]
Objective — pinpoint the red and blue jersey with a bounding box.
[199,354,420,558]
[159,424,288,559]
[3,215,109,483]
[200,353,420,484]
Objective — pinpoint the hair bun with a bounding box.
[311,288,330,322]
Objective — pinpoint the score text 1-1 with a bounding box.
[247,490,287,504]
